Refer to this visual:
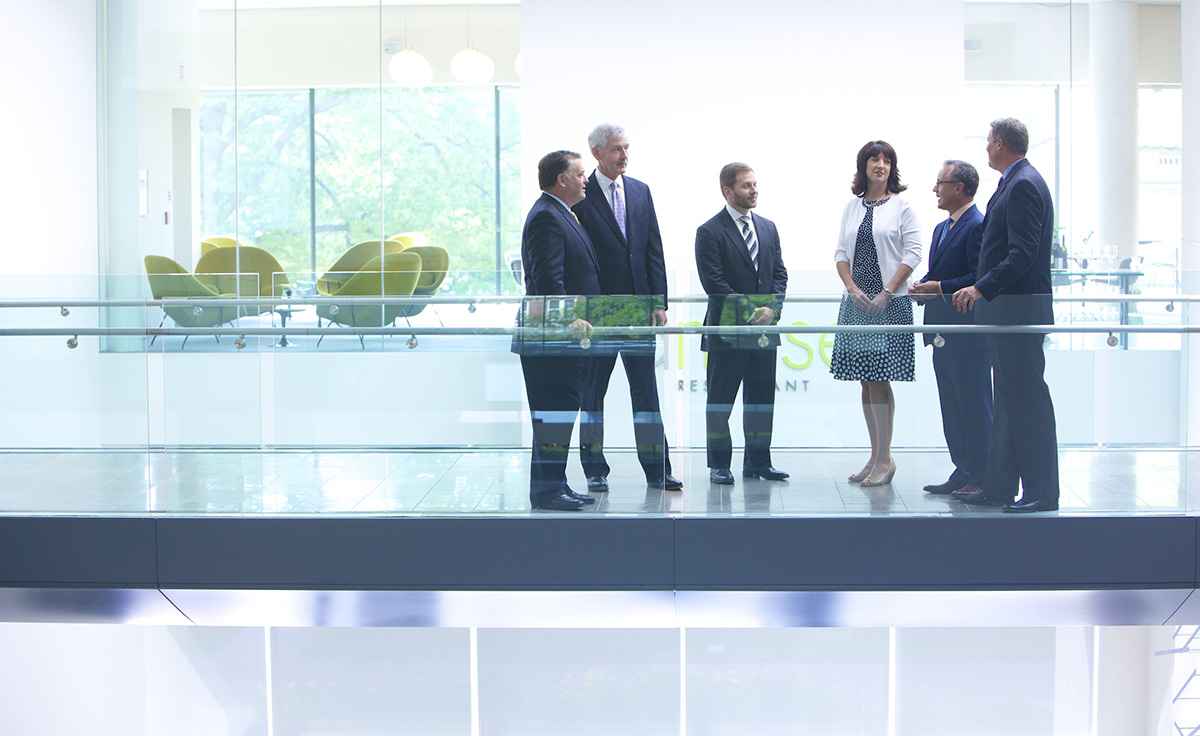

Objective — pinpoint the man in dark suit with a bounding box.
[695,163,789,485]
[952,118,1060,513]
[572,124,681,494]
[513,150,602,511]
[910,160,993,497]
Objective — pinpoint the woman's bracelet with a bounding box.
[882,287,894,297]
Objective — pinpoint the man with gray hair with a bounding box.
[952,118,1060,512]
[910,160,992,498]
[572,123,681,492]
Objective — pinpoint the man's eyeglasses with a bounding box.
[935,180,959,186]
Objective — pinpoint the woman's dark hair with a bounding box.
[851,140,906,197]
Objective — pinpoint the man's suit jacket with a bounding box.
[919,203,985,347]
[695,209,788,351]
[512,192,602,355]
[572,173,667,308]
[974,158,1055,326]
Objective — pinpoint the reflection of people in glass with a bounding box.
[830,141,923,488]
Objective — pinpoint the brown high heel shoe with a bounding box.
[859,459,897,488]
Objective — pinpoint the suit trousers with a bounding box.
[705,348,777,471]
[520,354,586,502]
[985,333,1059,503]
[931,337,994,486]
[579,347,672,481]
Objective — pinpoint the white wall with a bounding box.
[0,623,150,736]
[523,0,962,303]
[0,0,99,277]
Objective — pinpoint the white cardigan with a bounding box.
[834,194,923,295]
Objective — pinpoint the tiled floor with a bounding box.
[0,447,1195,516]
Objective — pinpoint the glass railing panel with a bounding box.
[156,272,264,450]
[0,275,1193,517]
[263,289,667,513]
[0,275,151,514]
[668,283,1191,516]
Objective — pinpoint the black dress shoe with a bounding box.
[531,491,586,511]
[1002,498,1059,513]
[586,476,609,492]
[567,490,597,504]
[743,466,790,481]
[924,479,965,495]
[710,468,735,485]
[958,490,1009,507]
[648,474,684,491]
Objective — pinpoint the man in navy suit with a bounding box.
[952,118,1060,513]
[513,150,602,511]
[572,124,681,494]
[695,163,789,485]
[910,160,993,497]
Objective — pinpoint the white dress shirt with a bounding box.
[834,194,923,295]
[725,204,756,243]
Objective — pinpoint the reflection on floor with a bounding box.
[0,447,1194,517]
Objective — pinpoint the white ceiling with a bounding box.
[199,0,519,8]
[198,0,1178,9]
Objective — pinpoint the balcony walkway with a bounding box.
[0,447,1192,517]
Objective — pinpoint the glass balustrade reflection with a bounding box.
[0,278,1195,516]
[0,276,151,514]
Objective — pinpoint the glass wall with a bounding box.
[0,0,1189,511]
[0,622,1190,735]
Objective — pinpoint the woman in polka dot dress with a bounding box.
[830,140,923,487]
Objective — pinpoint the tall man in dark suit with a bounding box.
[513,150,602,511]
[952,118,1060,513]
[695,163,789,485]
[910,160,993,497]
[572,124,681,493]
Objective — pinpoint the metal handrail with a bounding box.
[0,293,1192,309]
[0,324,1196,339]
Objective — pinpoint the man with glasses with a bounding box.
[910,161,993,499]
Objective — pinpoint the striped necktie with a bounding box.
[739,215,758,269]
[610,181,626,239]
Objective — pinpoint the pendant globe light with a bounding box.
[451,4,494,84]
[388,46,434,87]
[385,1,432,87]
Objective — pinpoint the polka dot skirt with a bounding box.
[830,197,915,383]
